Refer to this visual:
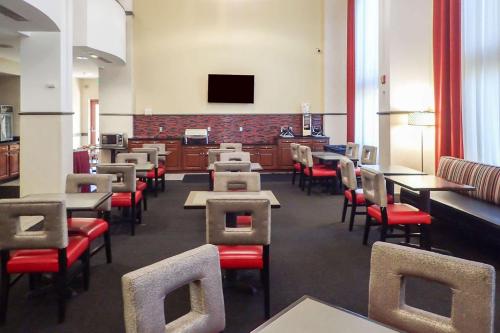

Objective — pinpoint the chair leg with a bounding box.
[363,215,371,245]
[0,251,10,324]
[341,197,348,223]
[380,224,387,242]
[420,224,432,250]
[143,190,148,211]
[57,249,67,323]
[262,246,270,319]
[405,225,411,243]
[349,201,357,231]
[104,231,112,264]
[161,174,166,192]
[130,196,136,236]
[81,249,90,291]
[292,169,296,185]
[307,176,312,195]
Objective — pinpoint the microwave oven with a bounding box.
[100,133,127,148]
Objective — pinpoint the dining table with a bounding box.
[184,190,281,209]
[23,192,113,212]
[251,296,400,333]
[206,162,263,171]
[361,165,427,195]
[312,151,359,164]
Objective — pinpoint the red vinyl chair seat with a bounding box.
[345,190,394,205]
[146,167,166,178]
[294,162,301,171]
[355,167,361,176]
[67,218,108,242]
[304,167,337,177]
[111,191,143,207]
[218,245,263,270]
[367,204,431,225]
[136,180,147,192]
[236,216,252,227]
[7,236,89,273]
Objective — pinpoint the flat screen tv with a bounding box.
[208,74,254,103]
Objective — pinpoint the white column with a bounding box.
[99,14,134,156]
[19,1,74,195]
[323,0,348,144]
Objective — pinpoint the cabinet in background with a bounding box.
[277,137,329,170]
[0,146,9,180]
[0,143,20,182]
[128,139,182,171]
[8,144,19,177]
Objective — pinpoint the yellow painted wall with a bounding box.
[133,0,324,115]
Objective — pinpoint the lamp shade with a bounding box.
[408,112,435,126]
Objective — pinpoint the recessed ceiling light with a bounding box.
[76,56,88,60]
[90,54,99,59]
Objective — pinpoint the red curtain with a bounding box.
[346,0,355,142]
[433,0,463,166]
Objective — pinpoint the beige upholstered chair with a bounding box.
[360,167,431,247]
[290,143,301,185]
[66,174,113,263]
[213,172,261,192]
[220,143,242,151]
[345,142,360,160]
[208,148,236,165]
[142,143,166,165]
[116,153,149,211]
[97,163,142,235]
[0,199,90,323]
[220,151,250,162]
[369,242,496,333]
[213,161,251,172]
[339,157,365,231]
[298,145,338,195]
[361,145,377,165]
[206,198,271,318]
[132,147,165,194]
[122,244,225,333]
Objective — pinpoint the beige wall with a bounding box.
[72,78,99,147]
[133,0,324,115]
[0,75,21,136]
[0,58,20,76]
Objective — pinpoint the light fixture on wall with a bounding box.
[408,111,435,171]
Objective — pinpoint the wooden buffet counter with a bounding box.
[128,136,329,172]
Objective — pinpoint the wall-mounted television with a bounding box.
[208,74,254,104]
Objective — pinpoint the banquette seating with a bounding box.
[402,156,500,246]
[0,200,90,323]
[369,242,496,333]
[122,244,225,333]
[360,168,431,248]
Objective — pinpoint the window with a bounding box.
[462,0,500,166]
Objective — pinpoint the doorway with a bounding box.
[89,99,99,145]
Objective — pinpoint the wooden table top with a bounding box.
[251,296,400,333]
[385,175,476,192]
[184,190,280,209]
[362,165,426,176]
[135,163,155,171]
[23,192,112,211]
[207,162,263,171]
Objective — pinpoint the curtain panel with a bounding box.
[347,0,356,142]
[433,0,464,167]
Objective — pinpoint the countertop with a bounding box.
[0,139,20,146]
[129,135,329,146]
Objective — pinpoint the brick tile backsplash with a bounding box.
[133,114,323,144]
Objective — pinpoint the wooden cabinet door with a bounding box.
[258,146,276,169]
[312,139,329,152]
[243,147,260,164]
[182,147,203,170]
[8,145,19,177]
[165,141,181,170]
[0,146,9,180]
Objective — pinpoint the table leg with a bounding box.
[386,180,395,197]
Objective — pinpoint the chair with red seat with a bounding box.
[116,152,149,211]
[360,168,431,248]
[97,164,143,236]
[220,142,243,151]
[206,198,271,319]
[0,199,90,323]
[220,151,251,162]
[132,147,165,196]
[299,145,338,195]
[339,159,394,231]
[142,143,167,167]
[66,174,113,263]
[290,143,301,185]
[208,149,236,190]
[345,142,360,161]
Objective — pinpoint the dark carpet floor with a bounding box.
[2,178,499,333]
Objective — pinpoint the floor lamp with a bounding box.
[408,111,435,172]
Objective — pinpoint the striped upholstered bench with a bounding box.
[431,156,500,245]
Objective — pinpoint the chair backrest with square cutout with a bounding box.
[345,142,360,160]
[206,198,271,246]
[298,145,314,168]
[339,157,357,190]
[66,174,113,212]
[115,153,148,165]
[97,163,136,193]
[220,152,250,162]
[122,244,225,333]
[131,148,159,167]
[361,145,377,165]
[213,162,251,173]
[369,242,495,333]
[0,199,68,250]
[213,172,261,192]
[360,168,387,207]
[220,143,242,151]
[208,149,236,165]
